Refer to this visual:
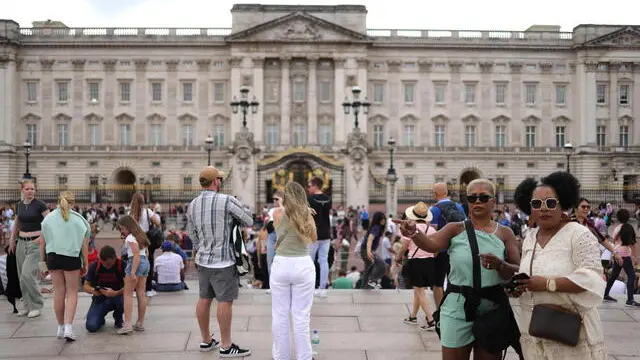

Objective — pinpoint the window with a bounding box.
[495,83,506,105]
[619,125,629,147]
[57,124,69,146]
[525,83,537,105]
[26,82,38,102]
[372,124,384,148]
[555,85,567,105]
[403,124,415,146]
[464,125,476,147]
[183,176,192,187]
[213,82,225,103]
[57,176,68,188]
[373,83,384,103]
[119,124,132,146]
[182,82,193,102]
[319,81,332,102]
[119,82,131,102]
[464,83,476,104]
[88,82,100,102]
[525,126,536,148]
[265,124,279,146]
[57,81,69,102]
[213,124,225,148]
[150,124,162,146]
[152,177,161,186]
[435,125,445,147]
[404,176,415,189]
[319,124,332,146]
[555,126,566,148]
[151,82,163,101]
[495,125,506,148]
[26,124,37,146]
[596,125,606,148]
[435,83,446,104]
[181,124,193,147]
[596,84,607,104]
[404,83,415,104]
[292,124,306,146]
[619,84,630,105]
[293,80,305,102]
[88,124,100,146]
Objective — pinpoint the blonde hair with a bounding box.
[466,179,496,197]
[117,215,150,249]
[130,193,145,223]
[20,179,35,189]
[283,182,316,245]
[58,191,75,221]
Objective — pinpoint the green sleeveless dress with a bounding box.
[439,225,506,348]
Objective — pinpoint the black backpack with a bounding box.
[435,201,466,225]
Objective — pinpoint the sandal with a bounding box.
[403,316,418,325]
[133,324,145,332]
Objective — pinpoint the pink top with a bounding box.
[402,223,436,259]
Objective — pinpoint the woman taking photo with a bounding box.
[129,193,161,298]
[41,191,90,341]
[270,182,317,360]
[512,172,606,358]
[7,179,49,318]
[395,179,521,360]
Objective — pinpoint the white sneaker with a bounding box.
[146,290,157,297]
[266,289,271,294]
[314,289,328,298]
[56,326,64,339]
[16,310,28,316]
[27,310,41,318]
[63,330,76,342]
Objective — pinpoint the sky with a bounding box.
[5,0,640,31]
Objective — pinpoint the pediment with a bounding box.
[368,114,388,123]
[226,12,370,43]
[115,113,134,122]
[462,114,480,123]
[178,113,198,122]
[522,115,541,123]
[208,113,228,122]
[146,113,166,122]
[491,115,511,123]
[431,114,450,122]
[400,114,419,122]
[21,113,41,121]
[82,112,101,121]
[552,115,571,124]
[582,26,640,48]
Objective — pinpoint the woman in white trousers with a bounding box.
[271,182,318,360]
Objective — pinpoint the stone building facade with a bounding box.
[1,4,640,209]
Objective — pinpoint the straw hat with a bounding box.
[405,201,433,222]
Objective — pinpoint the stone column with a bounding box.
[280,57,291,145]
[229,57,243,137]
[508,62,523,145]
[385,171,398,218]
[165,60,179,146]
[333,58,347,145]
[0,53,19,186]
[40,59,54,145]
[196,59,211,139]
[632,62,640,145]
[102,59,117,146]
[608,62,619,146]
[230,128,258,212]
[345,128,369,207]
[448,61,463,146]
[307,57,318,145]
[579,61,598,148]
[252,57,265,143]
[133,59,148,145]
[479,61,493,146]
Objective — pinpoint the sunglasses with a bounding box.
[530,198,559,210]
[467,194,493,203]
[580,205,591,210]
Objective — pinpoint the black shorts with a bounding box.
[47,253,82,271]
[434,252,450,287]
[408,258,436,288]
[362,219,370,229]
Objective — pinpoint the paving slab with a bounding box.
[248,315,360,332]
[60,332,191,355]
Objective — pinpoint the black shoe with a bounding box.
[199,335,220,352]
[603,295,618,302]
[219,343,251,358]
[114,320,123,329]
[625,300,640,308]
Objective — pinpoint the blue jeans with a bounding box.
[85,296,124,332]
[309,239,331,290]
[267,232,277,273]
[154,282,186,292]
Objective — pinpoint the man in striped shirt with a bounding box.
[187,166,253,357]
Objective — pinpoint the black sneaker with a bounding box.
[219,343,251,358]
[419,319,436,331]
[603,295,618,302]
[199,335,220,352]
[625,300,640,308]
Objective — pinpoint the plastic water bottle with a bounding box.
[311,329,320,359]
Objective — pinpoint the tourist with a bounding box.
[332,270,353,289]
[153,241,186,292]
[271,181,317,360]
[41,191,90,341]
[129,193,161,298]
[8,179,49,318]
[307,176,332,298]
[603,208,639,306]
[359,212,387,289]
[84,245,125,332]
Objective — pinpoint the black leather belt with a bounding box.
[18,235,39,241]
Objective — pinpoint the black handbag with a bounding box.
[401,248,419,280]
[145,210,164,248]
[527,239,582,346]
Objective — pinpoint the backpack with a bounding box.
[435,201,466,226]
[230,220,251,277]
[94,258,124,285]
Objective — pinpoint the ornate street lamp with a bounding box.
[23,139,32,179]
[342,86,371,129]
[204,134,214,166]
[564,142,574,173]
[386,137,398,218]
[387,137,396,176]
[230,87,259,128]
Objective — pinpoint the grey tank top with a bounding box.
[275,213,310,257]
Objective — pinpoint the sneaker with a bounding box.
[625,300,640,308]
[314,289,328,298]
[27,310,41,318]
[199,334,220,352]
[16,310,28,316]
[266,289,271,295]
[419,319,436,331]
[219,343,251,358]
[117,326,133,335]
[367,281,381,290]
[133,324,145,332]
[403,316,417,325]
[146,290,157,297]
[64,330,77,342]
[56,326,64,339]
[603,295,618,302]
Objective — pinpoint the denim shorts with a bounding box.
[124,255,150,277]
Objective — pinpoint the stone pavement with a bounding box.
[1,285,639,360]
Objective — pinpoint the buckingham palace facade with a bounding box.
[1,4,640,209]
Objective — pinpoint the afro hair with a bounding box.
[514,178,538,215]
[540,172,581,211]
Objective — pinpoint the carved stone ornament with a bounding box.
[508,61,523,73]
[612,34,640,46]
[539,61,553,72]
[196,59,211,71]
[165,59,180,71]
[102,59,117,72]
[585,61,599,72]
[479,61,494,73]
[134,59,148,71]
[282,20,322,40]
[386,60,401,72]
[352,163,364,183]
[40,59,55,70]
[418,59,432,72]
[72,59,86,71]
[344,128,368,184]
[230,128,258,184]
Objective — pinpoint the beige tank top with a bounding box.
[275,213,310,257]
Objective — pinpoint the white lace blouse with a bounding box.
[518,222,606,359]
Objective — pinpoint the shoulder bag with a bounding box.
[145,209,164,249]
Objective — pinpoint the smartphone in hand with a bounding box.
[505,273,530,291]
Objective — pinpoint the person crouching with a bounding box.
[83,245,125,332]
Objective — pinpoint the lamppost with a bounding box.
[204,134,214,166]
[101,175,107,202]
[386,137,398,218]
[342,86,371,129]
[23,139,32,179]
[564,142,574,173]
[230,87,259,128]
[387,137,396,176]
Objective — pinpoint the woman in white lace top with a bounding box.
[512,173,606,359]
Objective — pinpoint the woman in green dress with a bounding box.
[395,179,521,360]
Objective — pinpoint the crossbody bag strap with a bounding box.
[464,219,481,291]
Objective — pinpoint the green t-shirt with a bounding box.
[332,277,353,289]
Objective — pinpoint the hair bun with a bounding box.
[514,178,538,215]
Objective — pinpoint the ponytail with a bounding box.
[58,191,75,221]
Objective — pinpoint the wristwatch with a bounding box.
[546,278,557,292]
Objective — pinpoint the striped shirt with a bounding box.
[187,190,253,268]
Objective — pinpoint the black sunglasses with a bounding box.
[467,194,493,203]
[530,198,558,210]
